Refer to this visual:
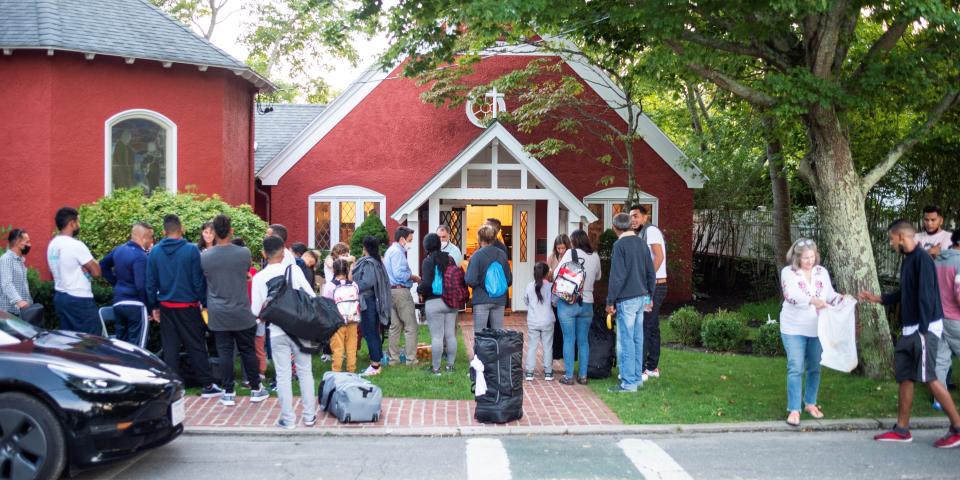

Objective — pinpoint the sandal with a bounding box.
[786,411,800,427]
[804,405,824,419]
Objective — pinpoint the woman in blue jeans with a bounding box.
[553,230,602,385]
[779,238,844,426]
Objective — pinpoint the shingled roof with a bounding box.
[0,0,272,90]
[254,104,327,173]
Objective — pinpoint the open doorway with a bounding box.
[464,204,513,258]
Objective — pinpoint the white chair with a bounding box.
[98,305,149,348]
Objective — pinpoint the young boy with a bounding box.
[323,259,360,373]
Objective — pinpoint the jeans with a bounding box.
[213,326,261,393]
[526,325,554,374]
[270,333,316,425]
[360,295,383,364]
[425,298,458,370]
[558,301,593,378]
[473,303,505,332]
[935,319,960,383]
[781,333,822,412]
[54,291,100,335]
[643,284,668,371]
[616,296,647,390]
[113,304,147,346]
[389,288,419,363]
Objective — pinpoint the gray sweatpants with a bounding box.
[270,334,316,425]
[936,319,960,383]
[473,303,504,332]
[526,325,554,374]
[425,298,458,370]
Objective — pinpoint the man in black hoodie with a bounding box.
[860,219,960,447]
[147,214,222,398]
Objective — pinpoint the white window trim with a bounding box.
[307,185,387,249]
[104,109,177,196]
[583,187,659,229]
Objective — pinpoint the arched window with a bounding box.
[308,186,387,250]
[104,110,177,195]
[582,187,659,247]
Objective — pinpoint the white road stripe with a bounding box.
[618,438,693,480]
[466,438,512,480]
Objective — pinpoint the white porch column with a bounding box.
[567,214,581,236]
[428,197,440,233]
[547,197,559,248]
[407,216,420,276]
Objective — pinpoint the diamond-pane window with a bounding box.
[363,201,380,219]
[519,210,528,262]
[340,201,356,245]
[314,201,331,250]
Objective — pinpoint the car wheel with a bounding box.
[0,393,66,480]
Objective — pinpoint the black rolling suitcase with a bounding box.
[471,328,524,423]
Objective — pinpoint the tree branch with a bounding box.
[849,17,911,86]
[808,0,850,78]
[679,30,790,72]
[861,84,960,193]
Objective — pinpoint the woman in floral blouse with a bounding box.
[780,238,843,426]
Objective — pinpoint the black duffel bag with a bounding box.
[472,328,524,424]
[260,266,340,343]
[586,316,616,379]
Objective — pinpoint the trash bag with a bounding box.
[818,296,858,373]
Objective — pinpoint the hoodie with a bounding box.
[882,246,943,334]
[935,248,960,321]
[465,245,512,306]
[146,237,206,308]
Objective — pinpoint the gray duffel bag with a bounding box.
[318,371,382,423]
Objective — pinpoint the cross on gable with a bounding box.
[485,87,504,118]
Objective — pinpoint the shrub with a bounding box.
[349,212,389,257]
[597,228,618,262]
[754,321,785,356]
[78,188,267,259]
[738,299,781,327]
[701,310,748,352]
[669,306,702,347]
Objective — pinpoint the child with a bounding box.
[324,242,356,285]
[323,259,361,373]
[524,262,555,381]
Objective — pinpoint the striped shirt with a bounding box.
[0,250,32,314]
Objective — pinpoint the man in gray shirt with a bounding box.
[202,214,268,406]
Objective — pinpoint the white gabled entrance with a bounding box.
[392,122,597,311]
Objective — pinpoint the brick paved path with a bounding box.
[184,313,620,430]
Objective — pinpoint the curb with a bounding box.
[183,417,951,438]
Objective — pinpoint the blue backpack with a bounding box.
[432,265,443,295]
[484,261,508,298]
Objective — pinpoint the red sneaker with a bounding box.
[934,429,960,449]
[874,429,913,442]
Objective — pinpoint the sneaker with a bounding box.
[544,372,554,381]
[444,365,454,373]
[320,354,332,362]
[360,365,381,377]
[241,380,251,389]
[275,419,295,430]
[432,368,442,376]
[644,368,660,379]
[303,416,317,427]
[874,429,912,442]
[219,392,236,406]
[525,371,534,382]
[249,387,269,403]
[577,377,589,385]
[934,428,960,448]
[559,376,575,385]
[641,373,649,382]
[268,380,278,393]
[933,400,943,411]
[607,385,637,393]
[201,384,224,398]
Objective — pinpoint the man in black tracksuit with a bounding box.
[860,219,960,447]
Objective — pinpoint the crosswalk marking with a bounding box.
[466,438,512,480]
[618,439,693,480]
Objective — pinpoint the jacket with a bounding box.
[352,255,392,324]
[465,245,512,306]
[100,241,148,304]
[883,246,943,334]
[606,234,656,307]
[146,237,206,308]
[417,251,451,301]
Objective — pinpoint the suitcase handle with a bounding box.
[359,386,374,398]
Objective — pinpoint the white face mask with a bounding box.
[404,240,413,251]
[440,240,449,249]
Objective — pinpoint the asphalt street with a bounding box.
[71,430,960,480]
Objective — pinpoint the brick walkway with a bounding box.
[184,313,620,430]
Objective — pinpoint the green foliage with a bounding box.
[668,306,702,347]
[77,188,267,259]
[701,310,748,352]
[754,322,786,356]
[28,273,114,331]
[737,299,782,327]
[597,228,618,263]
[349,212,389,258]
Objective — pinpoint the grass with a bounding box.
[588,347,960,424]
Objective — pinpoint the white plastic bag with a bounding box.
[818,296,859,372]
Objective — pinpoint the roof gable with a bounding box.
[254,104,327,173]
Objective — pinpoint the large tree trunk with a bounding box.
[804,106,893,379]
[763,117,792,266]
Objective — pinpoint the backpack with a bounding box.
[333,279,360,324]
[484,261,509,298]
[432,265,444,296]
[552,249,586,304]
[441,261,468,310]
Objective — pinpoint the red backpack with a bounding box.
[441,260,468,310]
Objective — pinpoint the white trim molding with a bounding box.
[104,109,177,196]
[307,185,387,250]
[583,187,659,228]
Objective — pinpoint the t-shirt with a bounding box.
[47,235,94,298]
[201,244,256,331]
[641,225,668,280]
[250,263,315,338]
[916,229,953,253]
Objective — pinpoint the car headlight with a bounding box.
[49,363,132,394]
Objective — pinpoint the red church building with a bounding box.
[0,0,271,271]
[254,47,703,307]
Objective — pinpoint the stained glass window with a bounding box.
[519,210,528,262]
[340,202,357,245]
[110,118,167,194]
[314,201,331,250]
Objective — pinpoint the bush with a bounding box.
[738,299,781,327]
[701,310,748,352]
[349,212,389,257]
[669,306,703,347]
[597,228,618,262]
[753,321,785,356]
[78,188,267,259]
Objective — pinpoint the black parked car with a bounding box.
[0,311,184,479]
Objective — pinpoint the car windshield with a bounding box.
[0,312,41,343]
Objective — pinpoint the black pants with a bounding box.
[643,284,668,371]
[214,326,260,393]
[160,306,214,387]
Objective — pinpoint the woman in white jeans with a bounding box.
[417,233,459,375]
[779,238,843,427]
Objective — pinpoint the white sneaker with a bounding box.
[644,369,660,379]
[360,365,381,377]
[219,392,236,407]
[303,416,317,427]
[275,419,295,430]
[641,373,649,382]
[249,387,269,403]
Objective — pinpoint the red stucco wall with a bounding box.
[0,50,255,275]
[269,55,694,301]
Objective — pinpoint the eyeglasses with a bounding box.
[796,239,815,247]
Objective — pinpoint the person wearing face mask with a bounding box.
[0,228,34,316]
[99,222,154,346]
[437,225,463,266]
[383,226,421,366]
[47,207,102,334]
